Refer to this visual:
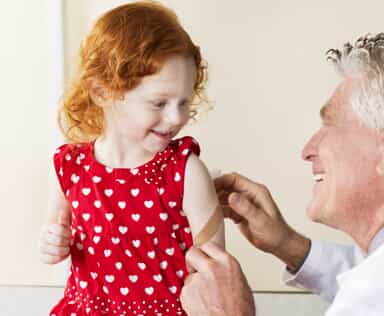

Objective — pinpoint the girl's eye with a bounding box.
[179,101,190,108]
[152,101,167,108]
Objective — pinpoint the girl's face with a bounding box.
[103,55,196,154]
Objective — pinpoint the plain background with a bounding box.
[2,0,384,292]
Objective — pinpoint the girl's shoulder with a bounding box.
[166,136,200,159]
[53,142,92,165]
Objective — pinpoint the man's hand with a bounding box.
[181,242,255,316]
[215,173,311,272]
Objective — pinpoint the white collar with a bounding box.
[368,227,384,255]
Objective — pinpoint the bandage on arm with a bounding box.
[193,205,223,246]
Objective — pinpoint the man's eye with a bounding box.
[179,101,190,108]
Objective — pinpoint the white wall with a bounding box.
[0,0,63,285]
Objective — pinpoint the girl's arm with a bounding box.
[39,165,72,264]
[182,154,225,249]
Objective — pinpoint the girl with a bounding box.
[39,2,225,315]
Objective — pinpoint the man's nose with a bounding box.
[301,130,323,161]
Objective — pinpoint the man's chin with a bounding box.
[306,203,322,222]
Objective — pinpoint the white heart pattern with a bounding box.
[93,236,101,244]
[102,286,109,294]
[130,188,140,197]
[72,201,79,209]
[88,246,95,255]
[104,249,112,257]
[147,251,155,259]
[82,188,91,196]
[118,201,126,209]
[90,272,98,279]
[144,200,154,208]
[125,249,132,257]
[131,214,140,222]
[129,275,138,283]
[174,172,181,182]
[182,148,189,156]
[146,226,155,234]
[94,226,102,233]
[105,275,115,283]
[71,174,80,184]
[145,287,154,295]
[115,262,123,270]
[104,189,113,197]
[138,262,146,270]
[92,176,102,183]
[79,281,88,289]
[111,237,120,245]
[160,260,168,270]
[132,240,141,248]
[153,274,162,282]
[120,287,129,296]
[157,188,165,195]
[166,248,175,256]
[118,226,128,234]
[105,213,114,221]
[176,270,184,278]
[169,286,177,294]
[82,213,90,221]
[94,200,101,208]
[159,213,168,221]
[168,201,177,208]
[130,168,139,175]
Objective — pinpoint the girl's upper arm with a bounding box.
[46,163,71,225]
[182,154,225,249]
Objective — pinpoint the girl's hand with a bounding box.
[39,210,72,264]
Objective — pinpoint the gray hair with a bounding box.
[326,33,384,130]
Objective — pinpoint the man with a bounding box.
[180,33,384,315]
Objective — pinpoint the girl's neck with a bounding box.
[94,136,154,169]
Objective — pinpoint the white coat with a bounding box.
[284,230,384,315]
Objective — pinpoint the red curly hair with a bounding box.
[59,1,208,143]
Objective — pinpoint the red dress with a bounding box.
[49,136,199,316]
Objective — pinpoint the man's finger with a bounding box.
[199,241,230,263]
[228,192,258,222]
[185,246,212,273]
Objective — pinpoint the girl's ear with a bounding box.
[88,79,113,108]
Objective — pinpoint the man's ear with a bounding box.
[88,79,113,108]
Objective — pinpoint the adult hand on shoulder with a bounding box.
[215,173,311,272]
[39,209,72,264]
[180,242,255,316]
